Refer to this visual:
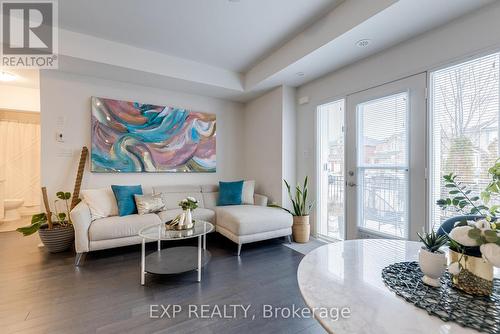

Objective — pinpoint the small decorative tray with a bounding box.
[382,261,500,334]
[165,220,194,231]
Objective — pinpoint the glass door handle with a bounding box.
[347,182,357,187]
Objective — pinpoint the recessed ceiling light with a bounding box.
[0,71,17,82]
[296,72,305,77]
[356,39,371,48]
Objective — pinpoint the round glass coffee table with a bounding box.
[138,220,214,285]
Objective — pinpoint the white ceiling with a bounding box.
[248,0,496,91]
[59,0,341,73]
[48,0,498,101]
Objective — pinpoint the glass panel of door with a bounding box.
[356,92,409,238]
[317,99,345,240]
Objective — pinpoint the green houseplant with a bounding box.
[17,189,75,253]
[271,176,314,243]
[417,230,448,287]
[436,159,500,295]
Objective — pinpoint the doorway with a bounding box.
[317,73,427,241]
[0,69,41,232]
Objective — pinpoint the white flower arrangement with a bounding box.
[437,161,500,275]
[446,219,500,277]
[178,197,198,211]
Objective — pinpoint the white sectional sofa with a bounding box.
[70,184,292,264]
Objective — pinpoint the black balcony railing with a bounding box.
[328,173,405,230]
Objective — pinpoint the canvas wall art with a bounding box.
[91,97,216,173]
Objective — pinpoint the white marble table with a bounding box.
[297,239,498,334]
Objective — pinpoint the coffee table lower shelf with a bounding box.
[146,246,211,274]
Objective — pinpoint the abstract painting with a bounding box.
[91,97,216,173]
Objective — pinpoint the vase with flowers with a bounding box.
[175,196,198,229]
[437,160,500,295]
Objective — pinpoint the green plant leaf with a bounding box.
[481,191,491,204]
[268,204,292,215]
[455,220,468,227]
[468,228,482,240]
[484,230,498,243]
[16,223,41,236]
[484,230,499,243]
[490,205,500,213]
[436,199,447,206]
[31,213,47,225]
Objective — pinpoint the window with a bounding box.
[357,92,409,238]
[430,52,500,230]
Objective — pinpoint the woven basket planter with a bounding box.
[292,216,310,243]
[38,223,75,253]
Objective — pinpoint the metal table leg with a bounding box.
[141,238,146,285]
[197,235,202,282]
[203,233,206,250]
[157,225,161,251]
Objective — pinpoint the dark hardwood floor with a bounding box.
[0,231,326,334]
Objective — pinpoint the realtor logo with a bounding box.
[1,0,58,68]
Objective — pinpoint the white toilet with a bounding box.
[2,199,24,221]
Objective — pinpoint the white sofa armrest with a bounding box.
[70,200,92,253]
[254,193,268,207]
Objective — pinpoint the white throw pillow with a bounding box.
[81,187,119,221]
[242,180,255,205]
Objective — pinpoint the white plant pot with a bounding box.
[418,247,447,287]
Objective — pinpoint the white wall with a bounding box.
[243,86,283,204]
[40,70,245,198]
[0,85,40,112]
[243,85,296,206]
[282,86,297,209]
[296,1,500,234]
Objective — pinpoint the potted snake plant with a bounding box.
[271,176,314,243]
[417,230,448,287]
[17,188,75,253]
